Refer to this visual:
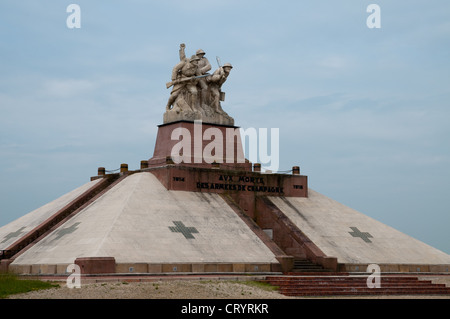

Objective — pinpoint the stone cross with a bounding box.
[169,221,199,239]
[348,226,373,243]
[1,226,26,243]
[53,222,81,241]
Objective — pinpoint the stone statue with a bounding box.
[163,43,234,126]
[207,63,233,114]
[166,54,202,112]
[194,49,212,100]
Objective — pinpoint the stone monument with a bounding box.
[1,44,450,288]
[164,43,234,126]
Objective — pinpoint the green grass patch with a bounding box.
[0,273,58,298]
[238,280,280,292]
[198,279,280,292]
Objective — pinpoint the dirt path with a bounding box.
[8,280,290,299]
[7,276,450,299]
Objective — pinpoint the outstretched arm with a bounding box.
[171,61,185,80]
[179,43,186,61]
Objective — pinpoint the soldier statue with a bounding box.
[166,53,202,111]
[207,63,233,113]
[164,43,234,126]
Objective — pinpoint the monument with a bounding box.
[1,44,450,281]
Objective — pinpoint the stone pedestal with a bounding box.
[163,106,234,126]
[148,120,251,171]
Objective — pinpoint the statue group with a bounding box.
[164,44,234,126]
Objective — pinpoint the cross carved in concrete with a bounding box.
[169,221,199,239]
[348,226,373,243]
[53,222,81,241]
[1,226,27,244]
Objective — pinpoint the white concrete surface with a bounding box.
[12,172,277,266]
[269,190,450,265]
[0,179,102,250]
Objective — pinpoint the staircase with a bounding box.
[289,258,333,273]
[263,274,450,296]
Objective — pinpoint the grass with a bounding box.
[0,272,58,298]
[199,279,280,292]
[238,280,280,292]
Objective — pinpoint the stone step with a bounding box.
[262,275,450,296]
[293,259,319,264]
[282,289,450,296]
[279,287,450,296]
[268,281,446,288]
[290,269,331,273]
[290,259,334,273]
[266,276,429,282]
[277,283,448,289]
[293,264,324,268]
[285,272,348,276]
[292,266,325,269]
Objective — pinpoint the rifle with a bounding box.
[215,56,226,101]
[166,74,210,89]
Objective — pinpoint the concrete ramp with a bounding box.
[10,172,278,274]
[269,190,450,271]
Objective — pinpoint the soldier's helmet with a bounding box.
[190,55,200,62]
[196,49,206,56]
[223,63,233,69]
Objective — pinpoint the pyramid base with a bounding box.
[9,261,450,276]
[9,261,281,275]
[4,155,450,277]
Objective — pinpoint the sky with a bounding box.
[0,1,449,254]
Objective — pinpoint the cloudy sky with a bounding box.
[1,1,449,254]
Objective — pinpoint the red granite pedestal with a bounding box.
[148,120,252,171]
